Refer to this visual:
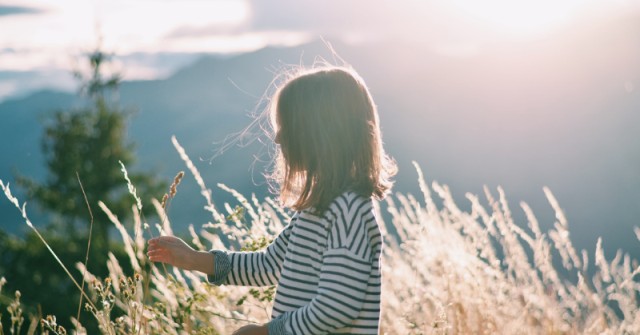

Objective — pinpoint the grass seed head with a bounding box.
[85,303,96,314]
[161,193,169,208]
[169,171,185,198]
[134,273,142,282]
[45,315,56,327]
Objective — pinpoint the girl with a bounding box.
[147,65,396,335]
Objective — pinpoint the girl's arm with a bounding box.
[208,222,294,286]
[147,236,214,274]
[148,221,294,287]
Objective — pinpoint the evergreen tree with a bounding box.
[4,48,166,332]
[18,48,165,254]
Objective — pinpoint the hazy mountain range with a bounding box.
[1,34,639,261]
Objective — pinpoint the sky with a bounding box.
[1,0,637,101]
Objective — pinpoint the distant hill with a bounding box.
[1,37,639,261]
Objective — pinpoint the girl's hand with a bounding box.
[147,236,210,272]
[232,324,268,335]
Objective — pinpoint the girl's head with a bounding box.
[269,66,396,212]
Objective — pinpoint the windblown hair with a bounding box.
[269,66,397,213]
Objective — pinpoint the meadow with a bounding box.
[1,137,638,335]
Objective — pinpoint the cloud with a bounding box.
[0,69,75,101]
[0,50,207,101]
[0,5,44,17]
[159,0,447,48]
[165,23,246,39]
[245,0,432,41]
[114,52,202,79]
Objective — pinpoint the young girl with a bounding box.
[147,65,396,335]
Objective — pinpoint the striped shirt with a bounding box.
[208,191,382,334]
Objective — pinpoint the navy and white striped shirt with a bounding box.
[208,191,382,334]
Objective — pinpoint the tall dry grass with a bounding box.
[1,138,639,334]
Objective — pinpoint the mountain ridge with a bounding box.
[1,38,638,261]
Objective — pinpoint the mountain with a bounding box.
[1,36,639,261]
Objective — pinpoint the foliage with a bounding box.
[1,141,639,334]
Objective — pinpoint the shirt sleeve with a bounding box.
[207,220,294,287]
[268,194,376,334]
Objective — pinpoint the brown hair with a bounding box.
[269,66,396,213]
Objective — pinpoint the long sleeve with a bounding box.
[268,194,379,334]
[207,220,295,287]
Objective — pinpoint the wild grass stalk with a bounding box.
[0,180,98,314]
[75,173,94,326]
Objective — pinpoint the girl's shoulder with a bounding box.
[298,191,373,225]
[323,191,373,222]
[296,191,373,221]
[334,190,372,207]
[322,191,379,252]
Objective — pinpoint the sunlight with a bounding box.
[451,0,587,37]
[0,0,252,68]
